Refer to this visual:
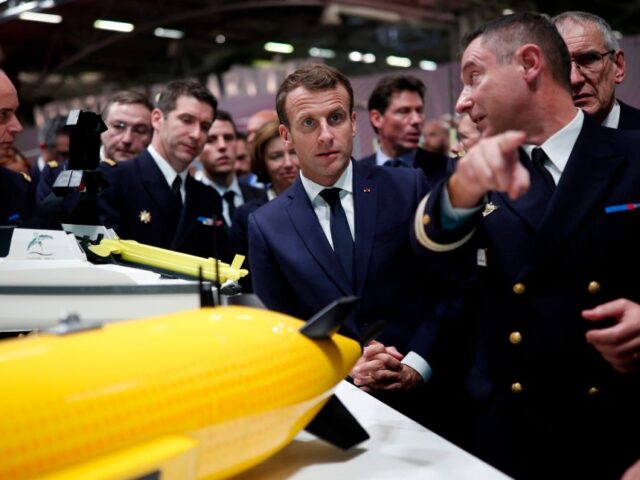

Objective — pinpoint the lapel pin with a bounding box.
[363,187,371,193]
[605,203,640,214]
[139,210,152,223]
[482,202,499,217]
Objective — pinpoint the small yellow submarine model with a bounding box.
[0,295,368,479]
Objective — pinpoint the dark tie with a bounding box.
[530,147,556,191]
[384,158,405,167]
[223,190,236,223]
[319,188,355,286]
[171,175,183,208]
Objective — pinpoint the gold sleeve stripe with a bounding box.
[413,193,476,252]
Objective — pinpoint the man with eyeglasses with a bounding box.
[100,90,153,164]
[553,11,640,129]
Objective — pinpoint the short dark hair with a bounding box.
[213,109,237,134]
[367,75,425,113]
[251,120,280,184]
[236,131,247,141]
[276,63,354,128]
[463,12,571,93]
[367,75,425,133]
[155,79,218,117]
[102,90,153,120]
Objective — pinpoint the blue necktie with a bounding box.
[383,158,405,167]
[320,188,354,286]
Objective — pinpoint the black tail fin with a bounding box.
[304,394,369,449]
[300,296,359,339]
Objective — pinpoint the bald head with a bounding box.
[246,109,278,145]
[0,72,23,157]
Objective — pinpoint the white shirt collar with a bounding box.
[147,145,188,188]
[601,101,620,129]
[300,160,353,204]
[200,173,242,198]
[523,109,584,176]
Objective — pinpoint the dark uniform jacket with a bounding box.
[413,115,640,479]
[98,150,229,261]
[0,166,34,225]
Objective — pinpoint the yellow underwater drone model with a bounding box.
[0,297,367,479]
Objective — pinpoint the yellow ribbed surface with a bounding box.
[0,306,361,479]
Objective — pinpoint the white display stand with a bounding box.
[237,381,511,479]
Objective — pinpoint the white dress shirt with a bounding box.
[147,145,187,203]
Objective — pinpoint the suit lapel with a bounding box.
[352,161,377,297]
[286,179,352,295]
[534,117,626,252]
[138,151,176,216]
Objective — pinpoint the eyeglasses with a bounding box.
[571,49,615,73]
[108,121,151,136]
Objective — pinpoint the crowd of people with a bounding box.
[1,9,639,479]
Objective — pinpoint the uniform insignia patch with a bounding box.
[482,202,499,217]
[139,210,152,223]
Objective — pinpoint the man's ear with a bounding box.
[279,123,292,148]
[351,111,357,137]
[613,50,626,85]
[516,44,543,84]
[369,109,383,131]
[151,108,164,130]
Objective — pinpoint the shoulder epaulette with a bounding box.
[46,160,59,169]
[101,158,117,167]
[19,171,32,183]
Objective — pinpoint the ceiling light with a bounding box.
[348,51,363,62]
[362,53,376,64]
[19,11,62,24]
[264,42,294,54]
[309,47,336,59]
[215,34,226,44]
[93,19,134,33]
[419,60,437,71]
[154,27,184,39]
[386,56,411,68]
[502,9,515,15]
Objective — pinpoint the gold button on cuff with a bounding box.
[422,214,430,226]
[587,281,601,294]
[588,386,599,396]
[511,382,523,394]
[513,283,525,295]
[509,331,522,345]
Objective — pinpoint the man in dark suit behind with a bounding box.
[413,13,640,479]
[359,75,450,189]
[98,79,229,260]
[553,11,640,129]
[248,64,463,434]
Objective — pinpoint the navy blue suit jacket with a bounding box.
[0,166,34,225]
[358,147,450,190]
[619,100,640,130]
[414,116,640,478]
[249,160,449,363]
[98,150,229,260]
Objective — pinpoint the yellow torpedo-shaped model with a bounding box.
[0,304,362,479]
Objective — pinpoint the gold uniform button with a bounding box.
[587,281,601,294]
[509,331,522,345]
[512,283,525,295]
[588,386,599,396]
[422,214,430,226]
[511,382,523,394]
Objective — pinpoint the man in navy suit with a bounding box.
[553,11,640,129]
[196,110,266,227]
[248,64,463,432]
[0,70,33,225]
[99,79,228,260]
[359,75,450,189]
[413,13,640,479]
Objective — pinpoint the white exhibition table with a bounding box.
[237,381,511,479]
